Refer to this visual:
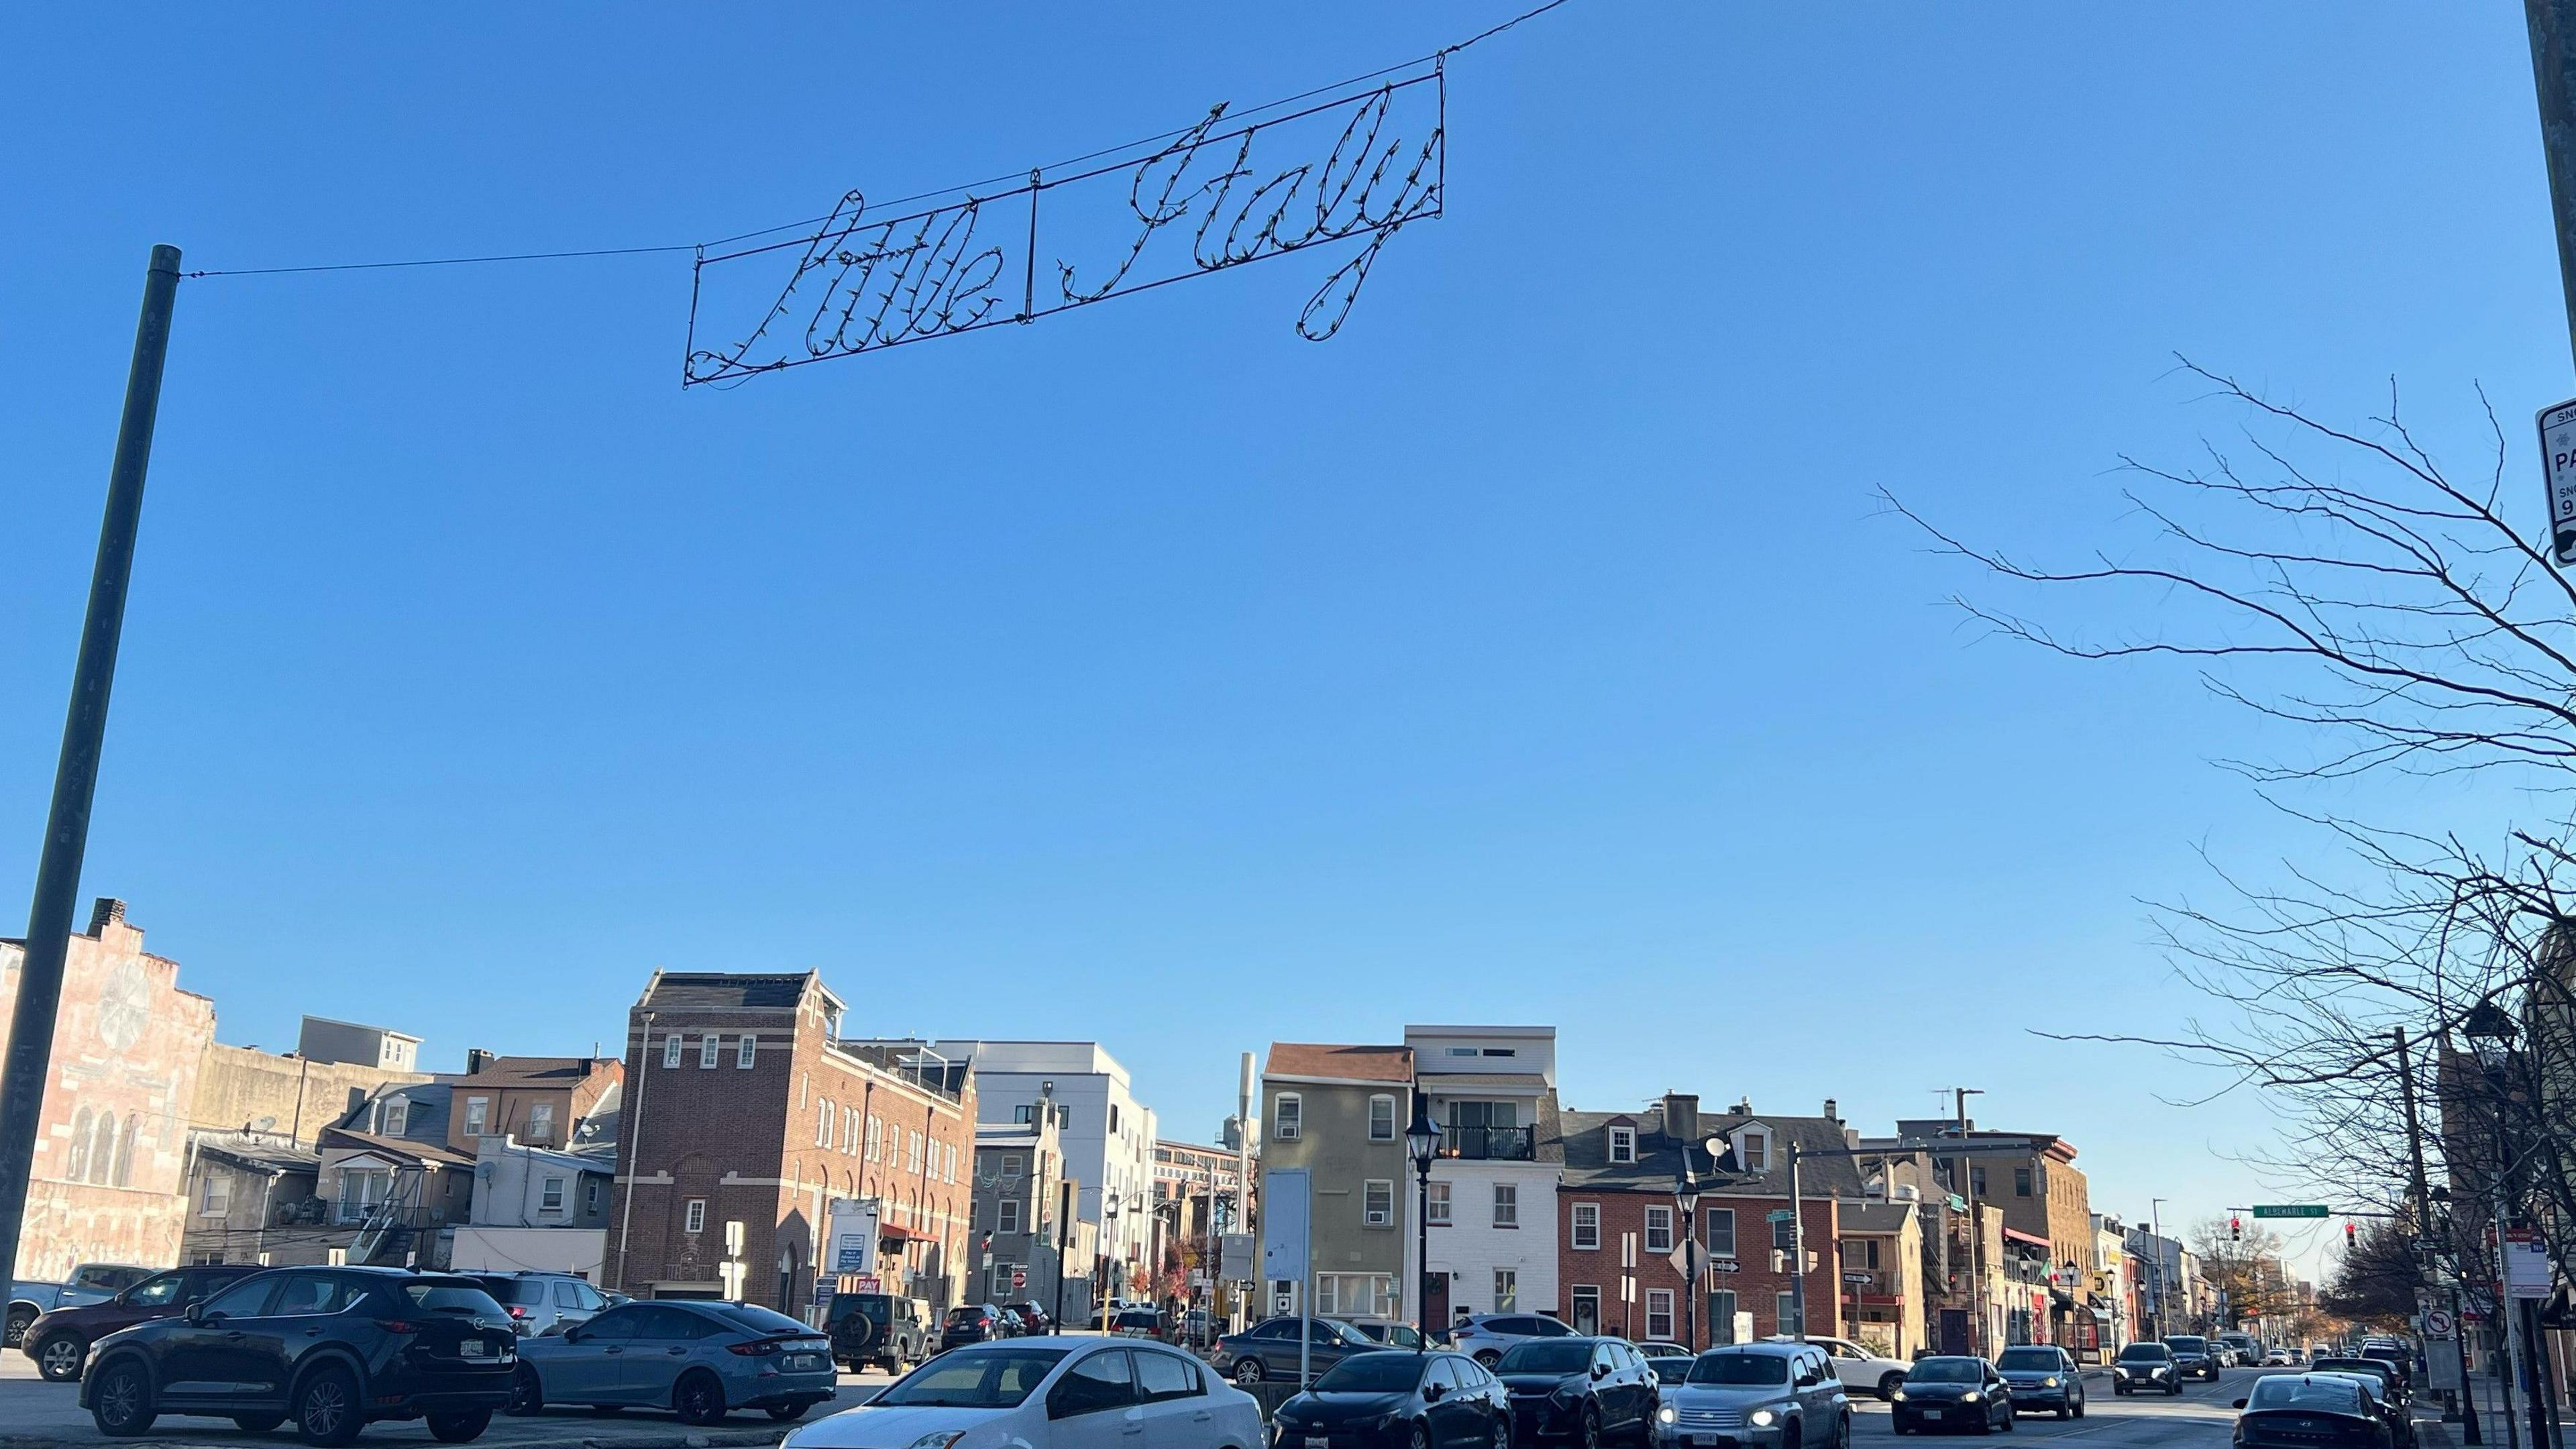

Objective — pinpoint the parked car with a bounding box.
[1452,1313,1582,1368]
[2355,1344,2415,1396]
[2112,1342,2184,1396]
[1994,1344,2084,1420]
[775,1337,1264,1449]
[1497,1336,1662,1447]
[1275,1349,1513,1449]
[2309,1370,2415,1449]
[1768,1334,1913,1401]
[1638,1342,1696,1387]
[943,1302,1018,1348]
[1338,1316,1429,1350]
[2165,1335,2221,1381]
[2312,1359,2411,1416]
[507,1299,837,1426]
[2231,1374,2391,1449]
[1212,1314,1378,1384]
[1889,1355,2011,1436]
[19,1262,264,1383]
[825,1291,932,1372]
[1111,1307,1167,1338]
[6,1262,158,1348]
[1654,1341,1850,1449]
[1004,1301,1053,1336]
[457,1272,610,1338]
[80,1266,516,1444]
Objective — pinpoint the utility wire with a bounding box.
[182,0,1576,282]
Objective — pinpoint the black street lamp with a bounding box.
[1405,1091,1442,1352]
[1675,1164,1703,1352]
[2462,1001,2544,1449]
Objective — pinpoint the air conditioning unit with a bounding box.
[1894,1185,1921,1202]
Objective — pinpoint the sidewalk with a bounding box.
[2418,1371,2573,1449]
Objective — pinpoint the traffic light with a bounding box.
[2230,1216,2242,1242]
[2345,1222,2358,1248]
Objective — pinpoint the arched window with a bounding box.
[113,1114,138,1186]
[67,1108,93,1181]
[90,1112,117,1185]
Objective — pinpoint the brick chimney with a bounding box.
[87,897,127,934]
[1823,1097,1839,1123]
[1662,1092,1699,1144]
[465,1049,495,1076]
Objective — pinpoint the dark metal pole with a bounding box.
[2397,1030,2480,1440]
[1415,1157,1430,1353]
[2528,0,2576,368]
[0,244,181,1290]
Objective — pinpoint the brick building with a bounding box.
[444,1052,623,1152]
[1556,1093,1851,1348]
[606,971,976,1318]
[0,899,215,1283]
[1894,1120,2093,1350]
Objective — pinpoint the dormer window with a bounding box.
[1609,1126,1636,1164]
[1739,1129,1768,1172]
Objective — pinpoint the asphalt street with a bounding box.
[1853,1368,2374,1449]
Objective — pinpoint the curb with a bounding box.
[0,1430,792,1449]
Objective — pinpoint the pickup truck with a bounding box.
[5,1263,158,1347]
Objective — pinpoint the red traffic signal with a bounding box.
[2230,1216,2242,1241]
[2345,1222,2357,1246]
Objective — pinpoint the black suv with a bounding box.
[826,1291,931,1371]
[1494,1336,1662,1444]
[940,1301,1016,1348]
[81,1267,516,1445]
[2164,1334,2220,1381]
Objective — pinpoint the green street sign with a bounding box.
[2251,1204,2330,1219]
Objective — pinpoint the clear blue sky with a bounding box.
[0,4,2557,1274]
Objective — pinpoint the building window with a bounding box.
[817,1102,833,1147]
[541,1176,566,1212]
[1110,1104,1122,1134]
[1368,1095,1397,1142]
[1572,1201,1601,1250]
[1609,1126,1635,1164]
[199,1171,230,1217]
[1364,1179,1395,1227]
[528,1103,555,1142]
[700,1034,721,1069]
[1707,1207,1737,1258]
[382,1097,408,1136]
[1971,1165,1988,1196]
[1646,1289,1675,1342]
[738,1034,759,1069]
[910,1132,924,1174]
[464,1097,489,1136]
[1849,1238,1880,1270]
[1709,1289,1739,1344]
[90,1114,116,1185]
[1002,1152,1025,1179]
[663,1034,684,1069]
[585,1179,601,1212]
[1644,1205,1674,1253]
[68,1107,93,1180]
[1427,1181,1452,1226]
[684,1199,707,1234]
[1739,1131,1768,1173]
[2014,1166,2033,1197]
[999,1197,1022,1234]
[113,1114,136,1187]
[866,1118,880,1161]
[1492,1183,1518,1228]
[1275,1095,1301,1140]
[1775,1292,1799,1337]
[1494,1269,1518,1311]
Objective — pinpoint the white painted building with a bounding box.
[931,1041,1159,1292]
[1403,1025,1561,1326]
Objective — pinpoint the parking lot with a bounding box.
[0,1351,899,1448]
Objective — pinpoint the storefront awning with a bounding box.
[2087,1305,2113,1322]
[879,1224,932,1246]
[2048,1289,2077,1312]
[2002,1227,2050,1250]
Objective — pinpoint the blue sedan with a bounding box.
[506,1299,838,1424]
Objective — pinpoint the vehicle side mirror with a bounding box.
[2233,1399,2249,1410]
[183,1301,206,1326]
[1594,1364,1611,1379]
[1425,1383,1446,1401]
[561,1327,583,1344]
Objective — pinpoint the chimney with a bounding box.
[1729,1097,1752,1116]
[1662,1092,1699,1144]
[466,1049,495,1076]
[87,897,127,934]
[1822,1097,1839,1123]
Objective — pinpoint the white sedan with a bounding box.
[784,1338,1265,1449]
[1765,1336,1913,1400]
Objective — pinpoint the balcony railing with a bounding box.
[1441,1125,1536,1161]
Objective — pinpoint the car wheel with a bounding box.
[1837,1411,1854,1449]
[673,1368,729,1426]
[235,1413,288,1432]
[1234,1358,1267,1385]
[1880,1372,1907,1402]
[294,1363,365,1447]
[34,1330,87,1382]
[3,1305,33,1349]
[2000,1407,2015,1433]
[2169,1384,2182,1397]
[1413,1421,1434,1449]
[1494,1407,1513,1449]
[770,1402,814,1422]
[504,1366,544,1417]
[2059,1403,2072,1421]
[426,1409,492,1442]
[89,1358,158,1438]
[2072,1397,2084,1421]
[1580,1404,1602,1449]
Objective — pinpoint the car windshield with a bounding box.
[1650,1360,1692,1384]
[1688,1353,1790,1385]
[712,1303,812,1336]
[2249,1379,2366,1413]
[1316,1354,1429,1392]
[835,1295,890,1324]
[400,1282,508,1315]
[1499,1342,1593,1375]
[1907,1359,1983,1383]
[2118,1346,2169,1360]
[2167,1338,2208,1351]
[877,1346,1071,1407]
[947,1306,990,1323]
[1996,1350,2059,1371]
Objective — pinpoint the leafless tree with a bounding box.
[1888,360,2576,1292]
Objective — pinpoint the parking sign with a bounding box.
[2537,398,2576,566]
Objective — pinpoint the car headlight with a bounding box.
[1962,1392,1981,1403]
[1658,1406,1678,1425]
[1892,1391,1909,1402]
[2043,1377,2060,1389]
[908,1432,966,1449]
[1749,1409,1777,1428]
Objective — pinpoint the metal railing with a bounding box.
[1441,1125,1536,1161]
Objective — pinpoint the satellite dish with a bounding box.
[253,1115,278,1132]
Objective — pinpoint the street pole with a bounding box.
[1788,1143,1809,1342]
[1953,1088,1985,1355]
[2527,0,2576,368]
[0,245,182,1291]
[2149,1199,2167,1342]
[613,1010,655,1291]
[2398,1030,2481,1441]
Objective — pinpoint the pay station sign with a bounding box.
[2538,399,2576,566]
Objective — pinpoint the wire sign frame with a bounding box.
[683,65,1446,386]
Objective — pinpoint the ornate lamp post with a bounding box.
[1405,1091,1443,1352]
[1675,1165,1703,1351]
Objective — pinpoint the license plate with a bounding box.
[1690,1437,1719,1447]
[787,1354,820,1371]
[1919,1410,1941,1421]
[460,1340,486,1358]
[1305,1436,1332,1448]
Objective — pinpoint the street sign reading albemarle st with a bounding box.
[2538,399,2576,567]
[2251,1204,2329,1219]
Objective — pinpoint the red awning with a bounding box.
[879,1224,932,1244]
[2002,1227,2049,1249]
